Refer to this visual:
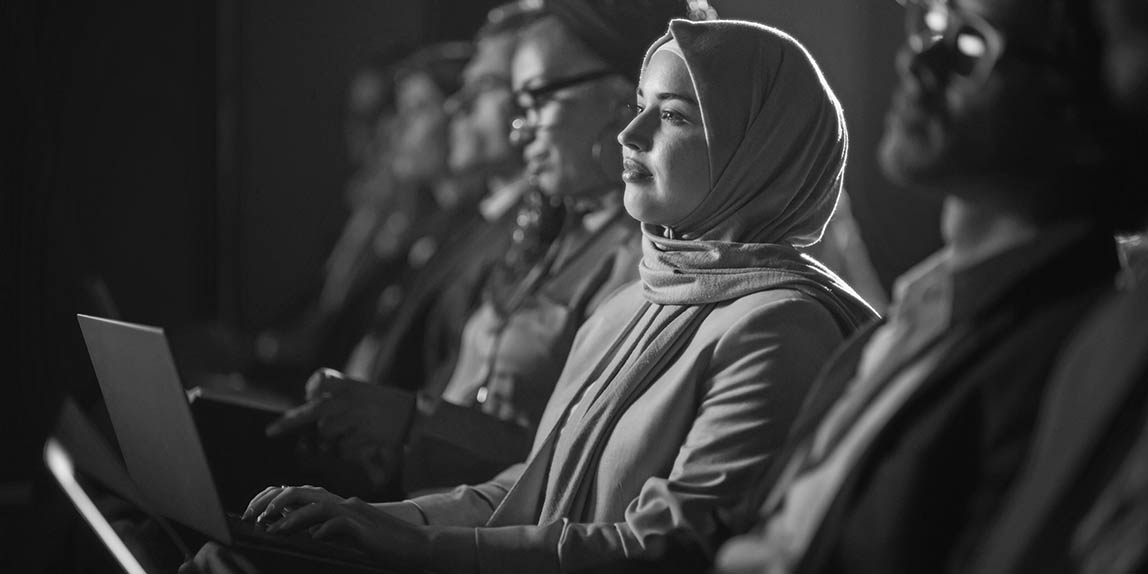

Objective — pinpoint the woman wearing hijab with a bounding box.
[238,19,876,573]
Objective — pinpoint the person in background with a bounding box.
[169,44,473,391]
[255,42,476,377]
[294,2,548,497]
[968,0,1148,569]
[715,0,1135,572]
[340,1,542,405]
[230,17,875,573]
[265,0,691,495]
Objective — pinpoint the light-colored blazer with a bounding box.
[396,282,847,573]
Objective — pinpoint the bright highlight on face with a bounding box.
[618,49,710,232]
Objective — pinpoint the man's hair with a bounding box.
[1047,0,1148,232]
[477,1,546,41]
[394,42,475,99]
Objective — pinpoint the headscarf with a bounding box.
[522,20,876,525]
[542,0,693,82]
[637,19,871,325]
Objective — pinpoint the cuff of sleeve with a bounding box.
[473,523,564,574]
[427,526,479,574]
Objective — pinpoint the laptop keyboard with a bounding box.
[226,513,377,567]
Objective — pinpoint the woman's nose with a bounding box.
[617,111,650,151]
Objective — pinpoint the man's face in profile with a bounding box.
[448,33,518,177]
[879,0,1084,198]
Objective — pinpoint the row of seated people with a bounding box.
[68,0,1148,571]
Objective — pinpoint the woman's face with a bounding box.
[618,50,710,230]
[391,72,449,183]
[512,18,629,198]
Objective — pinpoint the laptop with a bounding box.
[45,398,154,574]
[76,313,389,572]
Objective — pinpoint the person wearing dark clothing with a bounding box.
[715,0,1132,572]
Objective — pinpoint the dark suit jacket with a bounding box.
[971,285,1148,573]
[764,229,1120,574]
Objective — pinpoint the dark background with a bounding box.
[6,0,939,569]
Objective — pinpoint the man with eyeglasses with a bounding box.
[968,0,1148,570]
[714,0,1132,572]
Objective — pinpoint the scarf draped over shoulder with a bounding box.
[494,19,877,526]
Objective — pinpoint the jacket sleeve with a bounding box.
[422,296,845,573]
[395,463,525,527]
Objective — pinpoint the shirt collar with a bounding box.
[888,220,1099,329]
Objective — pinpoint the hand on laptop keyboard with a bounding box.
[239,485,432,569]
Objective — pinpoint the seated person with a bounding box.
[265,0,694,494]
[204,18,877,573]
[172,44,473,386]
[713,0,1133,572]
[968,0,1148,569]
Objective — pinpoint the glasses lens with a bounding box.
[907,3,946,52]
[953,26,990,76]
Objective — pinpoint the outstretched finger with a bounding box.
[265,401,322,437]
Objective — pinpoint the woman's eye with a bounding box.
[660,109,686,124]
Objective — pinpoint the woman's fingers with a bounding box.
[257,485,334,523]
[242,486,284,520]
[265,499,338,534]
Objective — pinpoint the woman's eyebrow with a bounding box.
[655,91,699,107]
[636,87,699,107]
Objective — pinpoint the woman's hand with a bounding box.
[240,485,431,569]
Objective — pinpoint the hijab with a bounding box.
[518,20,877,525]
[639,19,871,320]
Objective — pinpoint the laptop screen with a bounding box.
[77,314,230,542]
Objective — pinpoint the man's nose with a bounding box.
[897,36,951,92]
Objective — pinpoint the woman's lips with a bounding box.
[622,158,653,183]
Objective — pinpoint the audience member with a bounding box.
[264,0,689,495]
[191,17,875,573]
[969,0,1148,569]
[715,0,1131,572]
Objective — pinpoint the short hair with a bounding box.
[1047,0,1148,231]
[477,1,546,41]
[394,41,475,99]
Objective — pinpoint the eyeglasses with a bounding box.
[897,0,1004,84]
[509,68,616,146]
[445,74,511,116]
[897,0,1058,85]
